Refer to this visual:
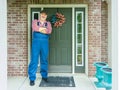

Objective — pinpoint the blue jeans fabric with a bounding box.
[28,32,49,81]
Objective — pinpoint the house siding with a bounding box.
[7,0,108,76]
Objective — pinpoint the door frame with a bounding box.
[28,4,88,75]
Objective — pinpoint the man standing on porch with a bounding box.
[28,10,52,86]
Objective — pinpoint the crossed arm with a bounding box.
[32,20,52,34]
[39,27,47,34]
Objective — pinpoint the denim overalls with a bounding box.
[28,22,49,81]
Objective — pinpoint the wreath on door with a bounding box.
[50,12,66,28]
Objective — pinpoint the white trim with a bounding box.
[75,11,84,66]
[111,0,118,90]
[28,4,88,75]
[28,5,31,65]
[28,4,88,8]
[118,0,120,89]
[0,0,7,90]
[72,7,75,74]
[85,6,88,76]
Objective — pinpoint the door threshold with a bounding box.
[49,65,72,73]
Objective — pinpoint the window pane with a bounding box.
[77,55,82,64]
[77,13,82,22]
[34,13,38,20]
[77,46,82,54]
[77,34,82,43]
[77,24,82,33]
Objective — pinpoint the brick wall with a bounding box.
[88,1,102,76]
[7,0,28,76]
[101,1,108,63]
[7,0,108,76]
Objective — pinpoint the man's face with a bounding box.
[40,13,47,21]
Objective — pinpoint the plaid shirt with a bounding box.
[32,19,52,34]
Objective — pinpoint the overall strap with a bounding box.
[37,22,47,28]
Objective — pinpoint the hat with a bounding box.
[40,10,47,15]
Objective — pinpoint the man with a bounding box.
[28,10,52,86]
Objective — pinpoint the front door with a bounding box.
[30,6,86,73]
[44,8,72,73]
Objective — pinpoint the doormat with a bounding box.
[39,76,75,87]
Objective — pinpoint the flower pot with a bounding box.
[94,62,108,88]
[101,67,112,90]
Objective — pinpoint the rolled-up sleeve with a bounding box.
[32,20,39,32]
[46,22,52,34]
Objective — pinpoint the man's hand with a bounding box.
[39,27,47,34]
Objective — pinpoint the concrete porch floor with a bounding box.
[7,73,105,90]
